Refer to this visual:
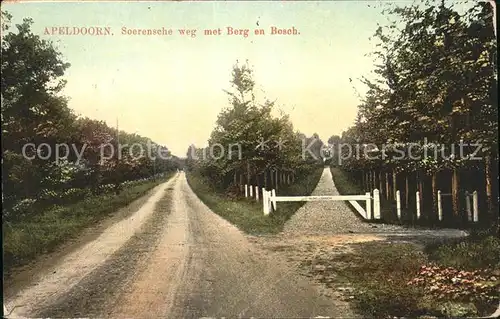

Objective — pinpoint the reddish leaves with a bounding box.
[408,264,500,302]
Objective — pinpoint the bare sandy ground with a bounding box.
[4,174,179,318]
[4,172,353,318]
[107,172,349,318]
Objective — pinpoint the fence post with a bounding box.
[271,189,277,210]
[245,184,248,198]
[365,192,372,219]
[249,185,253,198]
[437,190,442,221]
[396,190,401,220]
[255,186,259,201]
[473,191,478,222]
[416,191,420,219]
[373,189,380,219]
[263,190,269,215]
[465,191,472,221]
[268,190,272,213]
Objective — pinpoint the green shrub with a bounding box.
[427,236,500,270]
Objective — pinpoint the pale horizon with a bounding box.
[3,1,413,156]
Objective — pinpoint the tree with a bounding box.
[336,1,497,227]
[1,12,73,207]
[193,61,316,193]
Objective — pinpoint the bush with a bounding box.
[5,198,38,222]
[427,236,500,270]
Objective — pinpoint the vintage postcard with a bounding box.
[1,1,498,318]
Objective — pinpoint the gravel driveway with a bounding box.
[284,167,468,240]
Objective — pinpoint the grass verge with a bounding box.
[331,237,500,318]
[186,166,324,234]
[2,173,175,276]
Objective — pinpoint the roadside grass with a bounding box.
[186,166,324,234]
[329,166,365,196]
[2,173,175,277]
[332,241,432,318]
[332,238,500,318]
[425,232,500,270]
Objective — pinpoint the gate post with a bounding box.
[416,191,421,219]
[396,190,401,220]
[245,184,248,198]
[473,191,478,222]
[271,189,277,210]
[437,190,442,221]
[255,186,259,201]
[263,190,267,214]
[249,185,253,198]
[365,192,372,220]
[373,189,380,219]
[262,189,269,215]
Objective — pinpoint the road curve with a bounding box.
[5,172,345,318]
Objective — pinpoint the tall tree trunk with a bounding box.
[392,169,397,201]
[275,169,279,191]
[246,162,251,186]
[367,171,371,192]
[363,171,370,192]
[361,171,366,192]
[372,170,377,190]
[385,172,390,200]
[369,170,373,191]
[451,168,460,221]
[379,171,384,197]
[264,169,268,189]
[270,170,276,189]
[484,156,495,224]
[405,173,410,209]
[432,172,438,221]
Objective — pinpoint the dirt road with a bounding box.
[4,172,348,318]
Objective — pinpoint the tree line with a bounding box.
[329,1,497,229]
[185,61,325,194]
[1,12,183,221]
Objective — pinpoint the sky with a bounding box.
[4,0,418,156]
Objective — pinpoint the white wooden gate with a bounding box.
[263,189,381,220]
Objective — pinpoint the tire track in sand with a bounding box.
[5,174,178,318]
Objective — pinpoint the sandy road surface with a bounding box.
[5,172,346,318]
[4,174,180,318]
